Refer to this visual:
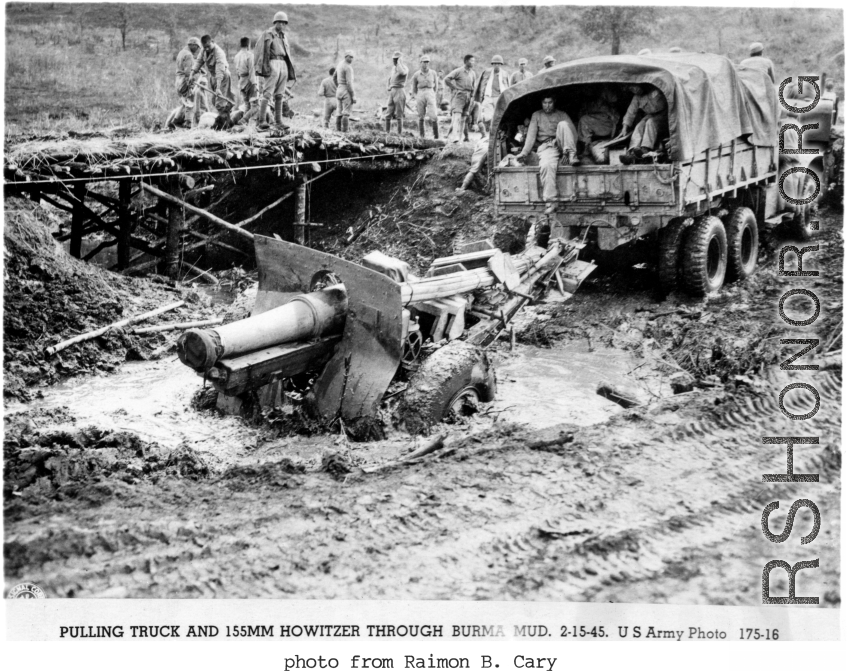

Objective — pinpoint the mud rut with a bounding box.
[5,364,839,602]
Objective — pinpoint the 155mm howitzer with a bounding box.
[177,235,595,434]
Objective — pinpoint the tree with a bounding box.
[578,6,655,55]
[111,5,136,51]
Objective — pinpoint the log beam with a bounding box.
[70,181,86,258]
[165,179,184,279]
[117,178,133,270]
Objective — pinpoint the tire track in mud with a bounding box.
[5,370,841,602]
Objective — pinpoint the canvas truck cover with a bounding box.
[490,52,779,165]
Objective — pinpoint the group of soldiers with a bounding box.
[172,10,295,130]
[170,8,564,137]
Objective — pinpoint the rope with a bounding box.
[4,148,428,187]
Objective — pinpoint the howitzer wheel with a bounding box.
[657,217,694,293]
[681,215,727,296]
[400,341,496,435]
[725,207,759,282]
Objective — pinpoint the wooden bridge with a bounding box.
[3,126,444,278]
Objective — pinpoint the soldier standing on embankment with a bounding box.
[255,10,297,130]
[233,36,259,125]
[190,35,234,129]
[444,54,477,143]
[385,51,409,135]
[474,54,510,133]
[174,36,202,127]
[335,50,356,133]
[410,55,439,139]
[318,67,339,130]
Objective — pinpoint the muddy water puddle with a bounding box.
[491,345,668,428]
[5,357,258,464]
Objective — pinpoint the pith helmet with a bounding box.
[393,50,402,59]
[420,54,431,63]
[274,11,289,23]
[518,58,528,66]
[491,54,504,65]
[543,55,554,65]
[187,37,201,47]
[749,41,764,55]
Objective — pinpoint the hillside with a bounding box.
[4,3,844,133]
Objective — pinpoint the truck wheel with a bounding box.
[658,217,694,292]
[681,215,728,296]
[400,341,496,435]
[725,207,759,282]
[787,173,819,241]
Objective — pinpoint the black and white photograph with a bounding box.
[2,0,843,643]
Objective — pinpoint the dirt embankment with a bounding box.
[2,198,221,401]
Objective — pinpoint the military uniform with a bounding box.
[191,43,234,116]
[623,87,668,152]
[385,60,409,131]
[318,74,338,128]
[234,48,259,122]
[255,26,296,124]
[411,68,439,130]
[518,109,578,202]
[444,65,477,141]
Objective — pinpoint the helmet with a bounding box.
[749,41,764,55]
[637,48,652,56]
[344,49,355,58]
[420,54,431,63]
[543,55,554,65]
[518,58,528,66]
[187,37,201,47]
[393,50,402,59]
[274,11,289,23]
[490,54,504,65]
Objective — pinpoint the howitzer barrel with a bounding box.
[178,286,347,371]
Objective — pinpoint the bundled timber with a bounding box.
[4,126,445,186]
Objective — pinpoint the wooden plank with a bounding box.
[215,336,341,395]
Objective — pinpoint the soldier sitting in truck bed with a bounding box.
[515,96,579,213]
[576,84,620,158]
[617,83,669,164]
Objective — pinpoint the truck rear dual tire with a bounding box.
[725,206,759,282]
[658,217,694,292]
[401,341,496,435]
[787,173,820,242]
[681,215,728,296]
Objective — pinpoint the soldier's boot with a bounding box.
[431,119,439,139]
[418,119,426,138]
[342,116,349,132]
[231,110,245,125]
[273,95,285,127]
[335,115,343,131]
[385,117,392,134]
[257,99,270,130]
[396,116,404,134]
